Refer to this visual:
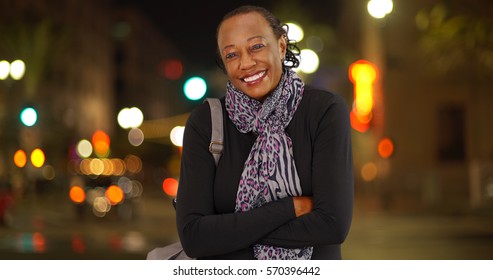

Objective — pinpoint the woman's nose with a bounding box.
[239,53,256,70]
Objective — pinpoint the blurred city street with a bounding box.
[1,0,493,262]
[1,188,492,260]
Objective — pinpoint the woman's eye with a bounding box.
[225,53,237,59]
[251,44,264,50]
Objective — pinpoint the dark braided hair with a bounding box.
[215,5,300,72]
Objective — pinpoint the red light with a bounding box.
[378,137,394,159]
[159,59,183,80]
[162,178,179,197]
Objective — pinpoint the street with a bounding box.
[1,189,492,260]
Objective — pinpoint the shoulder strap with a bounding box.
[204,98,223,166]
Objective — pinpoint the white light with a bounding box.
[367,0,393,19]
[128,128,144,147]
[118,108,131,129]
[118,107,143,129]
[0,60,10,80]
[128,107,144,128]
[76,139,93,158]
[170,126,185,147]
[10,60,25,80]
[285,22,304,42]
[298,49,320,74]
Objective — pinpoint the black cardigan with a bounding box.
[176,86,354,259]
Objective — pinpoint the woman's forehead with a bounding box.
[217,12,273,44]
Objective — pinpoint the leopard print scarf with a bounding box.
[225,69,313,260]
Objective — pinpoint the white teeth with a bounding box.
[243,71,265,82]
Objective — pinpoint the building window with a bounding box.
[437,104,465,162]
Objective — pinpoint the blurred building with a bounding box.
[339,0,493,212]
[0,0,184,199]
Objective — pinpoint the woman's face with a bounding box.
[217,12,286,101]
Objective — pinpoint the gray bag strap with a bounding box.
[204,98,223,166]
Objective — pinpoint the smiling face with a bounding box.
[217,12,286,101]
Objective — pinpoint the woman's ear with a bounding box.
[279,34,287,60]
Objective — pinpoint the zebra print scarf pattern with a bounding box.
[225,69,313,260]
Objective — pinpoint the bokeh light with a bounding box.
[378,137,395,159]
[0,60,9,80]
[69,186,86,204]
[368,0,394,19]
[92,130,110,158]
[10,59,26,80]
[76,139,93,158]
[20,107,38,127]
[162,178,179,197]
[117,107,144,129]
[13,149,27,168]
[89,158,104,175]
[349,60,378,133]
[31,148,45,168]
[170,126,185,147]
[184,76,207,101]
[285,22,304,42]
[71,234,85,253]
[42,165,56,180]
[93,196,111,217]
[125,154,142,174]
[105,185,124,205]
[31,232,46,253]
[298,49,320,74]
[159,59,183,80]
[128,128,144,146]
[361,162,378,182]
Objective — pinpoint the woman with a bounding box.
[176,5,354,260]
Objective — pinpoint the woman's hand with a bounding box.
[293,196,313,217]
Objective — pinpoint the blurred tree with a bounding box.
[415,1,493,77]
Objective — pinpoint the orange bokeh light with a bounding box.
[162,178,178,197]
[350,111,370,133]
[105,185,124,205]
[349,60,378,84]
[69,186,86,204]
[92,130,110,157]
[349,60,378,133]
[13,149,27,168]
[378,137,394,159]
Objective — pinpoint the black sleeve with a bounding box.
[176,103,297,258]
[259,93,354,248]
